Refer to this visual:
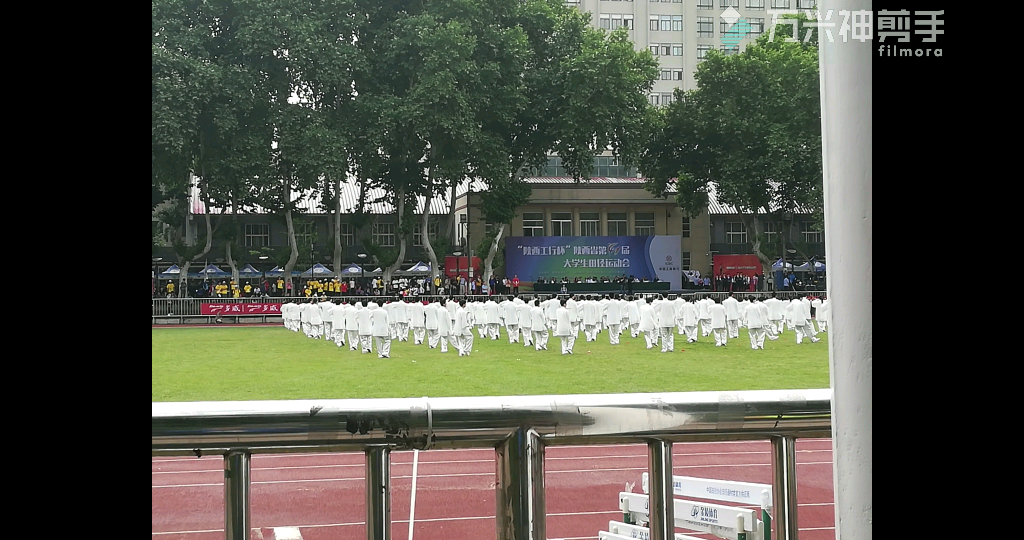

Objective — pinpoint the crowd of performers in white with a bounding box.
[279,293,828,358]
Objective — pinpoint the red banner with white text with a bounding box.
[201,303,282,315]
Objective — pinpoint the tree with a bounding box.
[640,19,822,276]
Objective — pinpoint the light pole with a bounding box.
[357,253,367,294]
[452,250,463,295]
[152,257,162,298]
[259,255,269,297]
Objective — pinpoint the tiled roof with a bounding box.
[705,183,816,215]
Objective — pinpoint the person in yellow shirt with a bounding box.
[276,277,284,296]
[233,285,240,298]
[244,282,252,296]
[216,281,227,298]
[165,280,175,298]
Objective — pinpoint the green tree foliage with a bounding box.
[641,17,821,273]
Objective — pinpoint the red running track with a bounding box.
[153,439,835,540]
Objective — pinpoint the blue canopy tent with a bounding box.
[266,266,301,277]
[301,263,335,278]
[188,264,230,279]
[339,263,380,277]
[397,261,431,275]
[795,261,826,272]
[771,259,795,271]
[157,264,182,280]
[236,264,263,278]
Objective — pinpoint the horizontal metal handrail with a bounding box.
[152,389,830,455]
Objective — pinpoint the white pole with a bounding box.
[408,449,419,540]
[819,1,871,539]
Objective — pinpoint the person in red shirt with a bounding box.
[511,275,520,294]
[340,281,348,294]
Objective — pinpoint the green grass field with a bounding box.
[152,324,830,402]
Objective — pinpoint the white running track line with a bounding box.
[152,450,833,474]
[408,449,419,540]
[153,510,836,536]
[272,527,303,539]
[152,461,835,488]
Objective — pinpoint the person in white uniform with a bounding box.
[517,298,533,347]
[744,296,767,350]
[801,295,818,338]
[436,301,453,353]
[371,302,391,358]
[357,300,374,353]
[309,299,324,339]
[554,298,575,355]
[673,294,687,336]
[407,299,425,345]
[544,295,559,333]
[455,299,475,356]
[766,293,785,335]
[331,299,347,347]
[625,296,641,338]
[655,294,677,352]
[605,295,623,345]
[581,295,599,342]
[320,298,333,338]
[531,299,548,351]
[697,296,712,337]
[392,298,409,342]
[638,297,658,350]
[424,298,440,348]
[817,297,829,332]
[756,298,778,341]
[680,296,699,343]
[788,296,820,344]
[565,295,580,337]
[502,296,519,343]
[709,298,728,347]
[345,302,360,351]
[723,292,741,339]
[485,297,502,340]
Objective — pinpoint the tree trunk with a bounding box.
[446,180,457,241]
[482,223,506,286]
[384,188,407,286]
[178,189,216,297]
[744,213,773,278]
[226,240,238,284]
[282,182,299,296]
[333,178,343,281]
[422,145,441,292]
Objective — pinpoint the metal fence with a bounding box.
[153,389,831,540]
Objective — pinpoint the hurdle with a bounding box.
[599,474,772,540]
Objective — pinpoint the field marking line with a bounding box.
[272,527,303,540]
[409,449,419,540]
[153,461,836,488]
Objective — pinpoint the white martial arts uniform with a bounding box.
[424,302,440,348]
[455,306,475,356]
[485,300,502,340]
[639,302,658,349]
[744,303,767,349]
[371,306,391,358]
[436,306,453,353]
[605,299,622,345]
[531,305,548,350]
[345,304,360,350]
[357,305,373,353]
[723,296,741,339]
[555,306,574,354]
[710,303,728,346]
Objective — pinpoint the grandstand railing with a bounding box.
[153,389,831,540]
[151,291,828,323]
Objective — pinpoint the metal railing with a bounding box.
[153,389,831,540]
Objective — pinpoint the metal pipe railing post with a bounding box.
[365,445,392,540]
[770,436,798,540]
[495,428,545,540]
[646,440,674,540]
[224,450,251,540]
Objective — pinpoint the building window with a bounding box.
[796,0,814,8]
[673,69,683,80]
[720,0,738,6]
[749,18,765,35]
[726,222,747,244]
[580,212,600,236]
[295,221,315,246]
[340,222,354,246]
[372,222,395,246]
[746,0,765,9]
[635,212,655,236]
[800,221,823,243]
[661,92,674,104]
[682,251,691,270]
[661,44,671,56]
[523,212,544,236]
[650,16,659,31]
[697,44,712,60]
[650,94,660,106]
[682,215,690,238]
[698,0,713,8]
[413,220,439,247]
[770,0,790,7]
[608,213,628,236]
[763,221,781,245]
[649,43,660,55]
[600,14,611,29]
[623,15,634,29]
[244,223,270,247]
[672,44,683,56]
[672,15,683,31]
[660,15,672,31]
[720,45,739,55]
[661,69,672,80]
[697,17,713,37]
[551,212,573,236]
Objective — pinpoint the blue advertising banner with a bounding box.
[504,236,682,290]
